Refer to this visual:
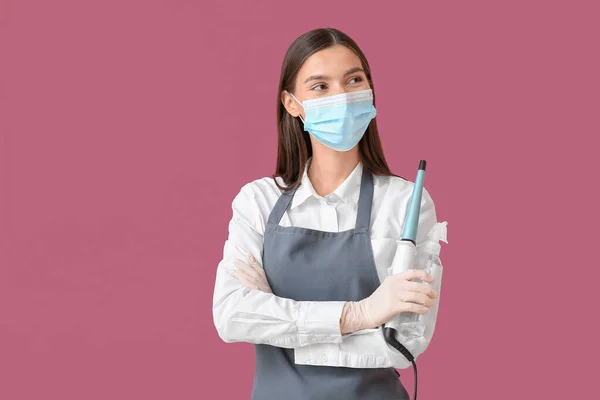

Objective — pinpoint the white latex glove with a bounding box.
[340,269,439,334]
[229,252,273,294]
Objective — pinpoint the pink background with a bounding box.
[1,1,598,399]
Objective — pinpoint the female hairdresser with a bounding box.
[212,27,441,400]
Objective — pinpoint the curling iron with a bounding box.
[383,159,428,400]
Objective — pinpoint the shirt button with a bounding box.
[322,355,328,363]
[311,336,317,343]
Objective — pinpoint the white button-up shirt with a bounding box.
[212,157,443,369]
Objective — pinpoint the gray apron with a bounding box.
[252,167,409,400]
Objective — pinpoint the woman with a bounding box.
[212,28,441,400]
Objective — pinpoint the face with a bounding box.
[282,44,371,119]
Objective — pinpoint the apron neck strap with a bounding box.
[354,166,374,233]
[267,186,295,226]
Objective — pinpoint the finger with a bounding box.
[232,261,260,284]
[402,269,433,283]
[232,270,270,293]
[404,280,439,299]
[248,257,270,283]
[403,302,430,314]
[234,260,269,290]
[250,274,271,292]
[234,259,257,275]
[247,253,267,275]
[401,291,435,308]
[235,258,273,294]
[397,294,431,311]
[238,268,261,286]
[231,270,259,290]
[394,297,430,314]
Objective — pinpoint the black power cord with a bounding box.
[383,327,418,400]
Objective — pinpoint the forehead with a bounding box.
[296,45,363,79]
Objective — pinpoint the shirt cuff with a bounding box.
[297,301,346,347]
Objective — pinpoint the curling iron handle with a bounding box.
[388,240,417,276]
[385,240,417,331]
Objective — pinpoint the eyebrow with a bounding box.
[302,67,365,84]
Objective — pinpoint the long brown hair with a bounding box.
[274,27,405,192]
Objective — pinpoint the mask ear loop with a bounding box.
[287,92,305,123]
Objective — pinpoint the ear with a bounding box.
[281,90,303,118]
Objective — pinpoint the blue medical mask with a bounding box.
[289,89,377,152]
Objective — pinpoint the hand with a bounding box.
[229,253,273,293]
[340,269,439,334]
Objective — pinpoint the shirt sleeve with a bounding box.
[212,182,347,348]
[294,186,443,368]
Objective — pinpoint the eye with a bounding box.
[347,76,363,84]
[311,83,327,91]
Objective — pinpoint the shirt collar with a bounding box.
[290,157,363,210]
